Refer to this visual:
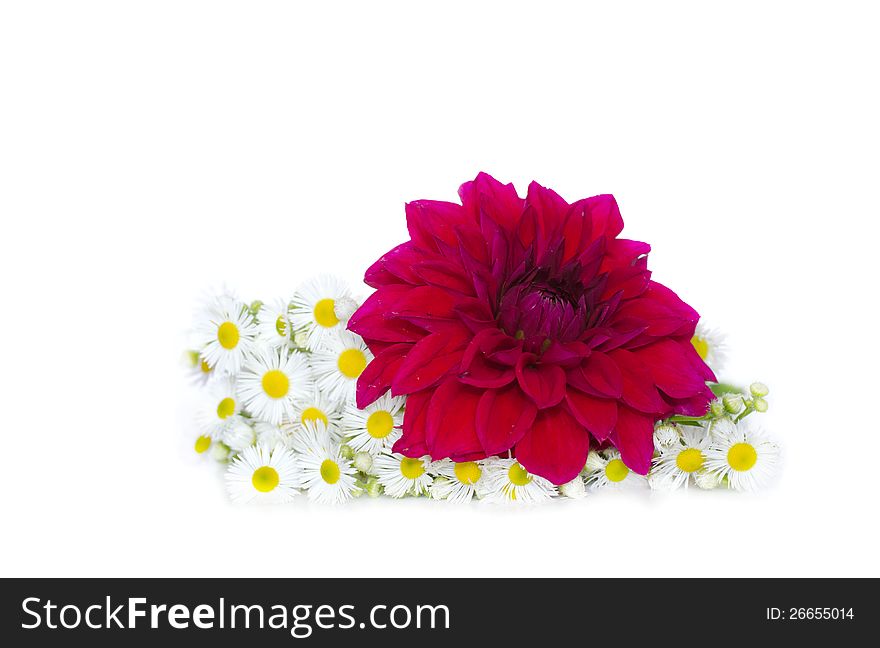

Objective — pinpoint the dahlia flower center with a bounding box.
[498,270,589,347]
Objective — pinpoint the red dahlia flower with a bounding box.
[349,173,716,485]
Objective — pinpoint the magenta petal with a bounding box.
[664,384,714,417]
[608,348,664,413]
[390,328,469,396]
[393,390,431,457]
[610,406,654,475]
[412,259,475,296]
[364,242,426,288]
[612,281,699,338]
[425,378,484,460]
[515,406,590,485]
[565,390,618,441]
[475,384,536,455]
[634,339,710,399]
[355,342,410,408]
[459,329,517,388]
[515,355,567,409]
[405,200,474,252]
[583,194,624,241]
[567,351,623,398]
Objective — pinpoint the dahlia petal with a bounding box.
[515,406,590,485]
[460,329,517,388]
[608,348,664,413]
[412,259,476,295]
[454,299,497,334]
[663,384,714,417]
[583,194,624,241]
[355,342,411,408]
[475,383,536,455]
[425,378,484,460]
[613,281,699,338]
[460,172,524,233]
[405,200,473,252]
[388,285,458,321]
[610,406,654,475]
[565,390,618,441]
[567,351,623,399]
[393,390,431,457]
[390,328,470,396]
[347,312,426,343]
[601,262,651,301]
[541,341,590,367]
[599,238,651,273]
[526,180,569,241]
[364,241,426,288]
[634,338,711,399]
[515,355,567,409]
[347,284,413,330]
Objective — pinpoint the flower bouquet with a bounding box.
[183,173,777,503]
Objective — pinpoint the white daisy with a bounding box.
[238,348,314,425]
[691,322,728,374]
[584,449,648,491]
[195,296,258,375]
[221,416,256,452]
[653,423,681,452]
[183,350,216,386]
[291,421,358,504]
[310,330,373,403]
[192,430,213,457]
[705,423,779,491]
[650,424,712,490]
[341,393,405,454]
[225,444,299,503]
[479,458,557,503]
[430,459,486,503]
[287,389,344,439]
[374,453,434,498]
[198,378,242,439]
[290,275,356,351]
[257,298,293,349]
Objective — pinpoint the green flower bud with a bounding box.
[750,382,769,397]
[211,441,231,462]
[753,397,769,413]
[709,399,725,418]
[339,444,355,460]
[353,451,373,473]
[722,393,744,414]
[365,476,382,498]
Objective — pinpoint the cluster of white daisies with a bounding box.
[184,280,778,504]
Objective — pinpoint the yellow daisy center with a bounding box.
[691,335,709,361]
[605,458,629,482]
[313,298,339,328]
[252,466,280,493]
[400,457,425,480]
[366,410,394,439]
[199,359,212,373]
[262,369,290,399]
[320,459,341,485]
[338,348,367,378]
[454,461,482,485]
[728,442,758,471]
[194,435,211,453]
[216,397,236,419]
[217,321,240,350]
[676,448,705,473]
[301,407,328,426]
[508,462,532,486]
[275,315,288,337]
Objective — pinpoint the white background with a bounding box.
[2,1,878,578]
